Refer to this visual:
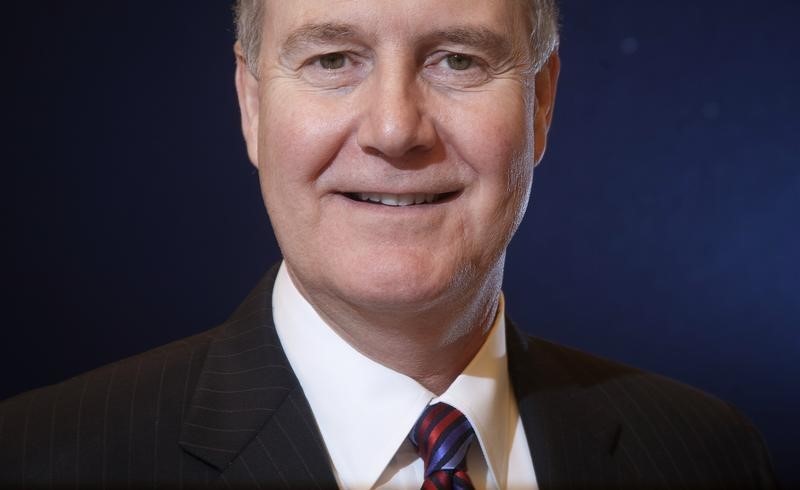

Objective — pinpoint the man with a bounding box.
[0,1,777,489]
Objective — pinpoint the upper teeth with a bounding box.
[355,192,439,206]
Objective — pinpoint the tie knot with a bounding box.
[409,403,476,478]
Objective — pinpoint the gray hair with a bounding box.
[234,0,559,77]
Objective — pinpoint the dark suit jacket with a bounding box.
[0,266,777,489]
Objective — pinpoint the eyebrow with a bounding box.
[422,27,514,61]
[281,23,360,56]
[280,22,515,61]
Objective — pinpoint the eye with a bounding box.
[300,51,368,89]
[446,54,473,71]
[424,51,490,88]
[318,52,347,70]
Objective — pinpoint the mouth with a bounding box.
[342,191,460,207]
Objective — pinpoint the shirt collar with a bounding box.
[273,261,511,489]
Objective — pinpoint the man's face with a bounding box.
[237,0,558,312]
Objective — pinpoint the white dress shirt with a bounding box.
[273,262,538,489]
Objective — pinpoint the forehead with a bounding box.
[261,0,530,49]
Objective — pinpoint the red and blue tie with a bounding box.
[409,403,476,490]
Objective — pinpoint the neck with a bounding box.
[288,265,503,395]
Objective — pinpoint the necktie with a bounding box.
[409,403,476,490]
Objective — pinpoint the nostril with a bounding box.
[362,147,386,158]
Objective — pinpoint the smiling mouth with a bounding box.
[343,191,459,207]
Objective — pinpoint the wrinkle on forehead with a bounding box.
[263,0,537,78]
[279,21,514,55]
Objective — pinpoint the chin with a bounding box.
[330,251,464,312]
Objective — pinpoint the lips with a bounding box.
[343,191,458,206]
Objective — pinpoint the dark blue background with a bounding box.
[3,1,798,486]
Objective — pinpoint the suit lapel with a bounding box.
[178,265,337,487]
[180,269,625,488]
[507,319,622,489]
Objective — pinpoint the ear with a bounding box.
[234,41,260,168]
[532,51,560,166]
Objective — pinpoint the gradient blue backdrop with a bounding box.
[3,1,798,486]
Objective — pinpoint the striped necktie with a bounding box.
[409,403,476,490]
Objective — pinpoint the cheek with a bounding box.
[458,97,532,190]
[258,88,352,192]
[449,92,534,236]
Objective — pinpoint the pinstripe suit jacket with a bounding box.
[0,266,777,489]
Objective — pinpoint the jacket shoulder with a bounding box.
[0,326,218,486]
[513,331,777,488]
[525,334,745,422]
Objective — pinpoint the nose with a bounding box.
[356,66,437,159]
